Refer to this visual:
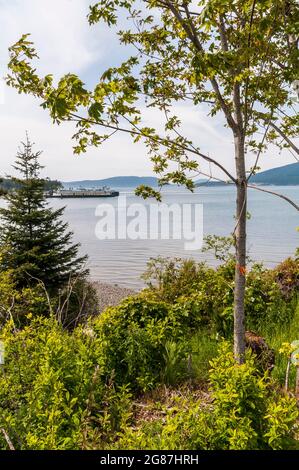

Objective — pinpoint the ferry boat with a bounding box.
[46,187,119,198]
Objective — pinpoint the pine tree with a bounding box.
[0,136,88,290]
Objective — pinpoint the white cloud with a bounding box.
[0,0,105,76]
[0,0,143,181]
[0,86,153,181]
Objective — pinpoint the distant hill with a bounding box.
[0,177,62,193]
[63,163,299,189]
[195,162,299,186]
[250,162,299,185]
[63,176,160,189]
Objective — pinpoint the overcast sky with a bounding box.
[0,0,297,182]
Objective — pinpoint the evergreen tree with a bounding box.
[0,136,88,289]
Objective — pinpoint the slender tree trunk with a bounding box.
[234,134,247,364]
[295,366,299,402]
[285,358,291,392]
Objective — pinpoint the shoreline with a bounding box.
[92,280,138,312]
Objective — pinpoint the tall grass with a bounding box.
[162,297,299,388]
[262,297,299,387]
[188,331,219,383]
[187,298,299,388]
[160,331,219,387]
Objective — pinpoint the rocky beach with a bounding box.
[92,281,137,312]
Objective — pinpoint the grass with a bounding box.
[163,296,299,389]
[262,297,299,387]
[188,330,219,383]
[160,330,219,387]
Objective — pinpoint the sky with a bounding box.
[0,0,297,182]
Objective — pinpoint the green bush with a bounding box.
[273,257,299,299]
[0,254,298,450]
[0,315,297,450]
[0,268,49,327]
[0,317,131,450]
[168,293,212,331]
[0,264,99,328]
[142,257,297,336]
[116,343,298,450]
[209,343,298,450]
[142,257,220,302]
[93,295,189,391]
[245,264,297,330]
[53,276,99,329]
[142,257,235,336]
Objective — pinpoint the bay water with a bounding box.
[47,185,298,288]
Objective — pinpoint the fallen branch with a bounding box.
[0,428,15,450]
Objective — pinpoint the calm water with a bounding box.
[46,185,298,288]
[1,186,297,288]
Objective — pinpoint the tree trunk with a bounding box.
[295,366,299,402]
[234,134,247,364]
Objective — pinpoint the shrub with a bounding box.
[273,258,299,299]
[0,317,131,450]
[142,257,235,336]
[245,264,297,330]
[168,293,212,331]
[0,315,297,450]
[170,291,233,337]
[116,343,298,450]
[93,295,188,391]
[0,268,49,327]
[0,264,99,328]
[142,257,297,336]
[142,257,216,302]
[209,343,298,450]
[53,276,99,329]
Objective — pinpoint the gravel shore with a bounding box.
[92,281,138,312]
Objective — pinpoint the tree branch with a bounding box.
[218,15,229,52]
[247,117,272,182]
[244,0,257,130]
[69,112,237,183]
[195,173,299,211]
[247,183,299,211]
[269,121,299,156]
[162,0,238,133]
[0,428,15,451]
